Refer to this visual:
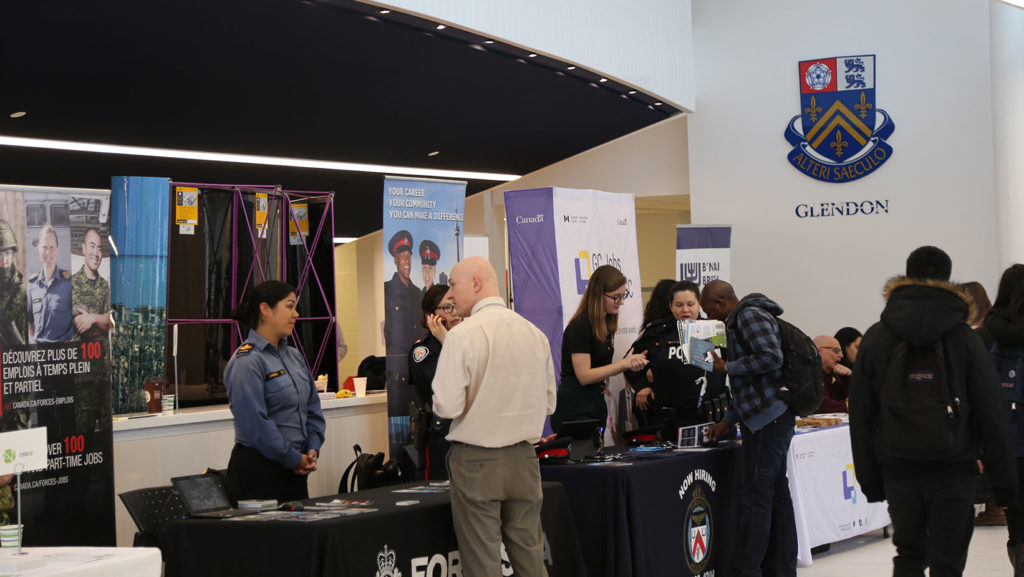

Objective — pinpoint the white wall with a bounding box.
[991,0,1024,270]
[371,0,695,111]
[689,0,1000,337]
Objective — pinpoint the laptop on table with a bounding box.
[171,474,260,519]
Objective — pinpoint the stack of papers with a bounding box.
[675,320,726,369]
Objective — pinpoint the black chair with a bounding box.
[118,485,188,559]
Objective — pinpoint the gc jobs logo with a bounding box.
[784,55,895,183]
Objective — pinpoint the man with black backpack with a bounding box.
[703,280,800,577]
[850,246,1017,577]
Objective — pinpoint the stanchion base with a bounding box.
[0,550,45,571]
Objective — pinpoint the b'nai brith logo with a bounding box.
[785,54,895,183]
[679,469,717,574]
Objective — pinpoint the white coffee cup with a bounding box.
[353,377,367,397]
[0,524,22,548]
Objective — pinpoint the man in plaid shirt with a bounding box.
[704,280,797,577]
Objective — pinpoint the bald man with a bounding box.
[814,335,851,413]
[432,256,557,577]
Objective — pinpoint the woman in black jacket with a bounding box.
[984,264,1024,574]
[407,284,462,480]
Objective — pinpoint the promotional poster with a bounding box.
[675,225,731,289]
[0,185,115,545]
[381,177,465,448]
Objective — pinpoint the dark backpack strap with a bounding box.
[338,444,364,494]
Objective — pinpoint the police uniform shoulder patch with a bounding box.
[235,343,254,356]
[413,346,430,363]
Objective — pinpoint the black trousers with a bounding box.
[226,444,309,504]
[884,474,975,577]
[1005,458,1024,546]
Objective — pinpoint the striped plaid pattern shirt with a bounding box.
[723,295,788,432]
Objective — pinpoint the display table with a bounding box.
[540,445,741,577]
[163,481,585,577]
[787,424,891,566]
[0,547,161,577]
[112,392,389,546]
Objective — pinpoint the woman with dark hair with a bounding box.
[550,265,648,432]
[833,326,862,371]
[643,279,676,327]
[962,281,994,348]
[408,284,462,480]
[629,281,727,428]
[223,280,326,502]
[985,264,1024,567]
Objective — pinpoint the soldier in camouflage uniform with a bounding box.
[0,219,27,346]
[71,228,112,434]
[72,228,111,340]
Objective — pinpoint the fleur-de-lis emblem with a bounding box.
[803,96,822,123]
[829,130,849,157]
[854,91,873,120]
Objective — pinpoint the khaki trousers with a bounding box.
[447,442,546,577]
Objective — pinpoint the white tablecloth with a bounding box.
[788,424,891,566]
[0,546,161,577]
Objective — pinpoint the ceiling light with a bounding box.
[654,102,663,106]
[427,151,439,157]
[599,78,608,83]
[435,24,446,30]
[0,135,521,181]
[566,66,576,71]
[9,112,26,118]
[528,53,537,58]
[589,82,598,88]
[555,71,565,77]
[333,237,357,244]
[628,90,637,95]
[378,9,390,14]
[483,40,494,44]
[469,44,485,51]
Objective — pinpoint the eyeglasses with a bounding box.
[436,304,456,314]
[0,248,14,257]
[817,346,842,355]
[604,293,626,304]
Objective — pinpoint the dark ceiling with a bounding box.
[0,0,678,237]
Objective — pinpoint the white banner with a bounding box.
[552,188,642,442]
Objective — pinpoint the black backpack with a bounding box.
[879,337,968,460]
[338,444,404,493]
[771,317,824,417]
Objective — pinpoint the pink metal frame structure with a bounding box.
[166,182,337,380]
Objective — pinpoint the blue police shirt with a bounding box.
[27,267,74,343]
[224,329,326,469]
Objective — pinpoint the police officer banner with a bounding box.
[676,225,731,290]
[0,184,115,546]
[381,177,465,447]
[506,187,643,441]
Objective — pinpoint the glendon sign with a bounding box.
[785,54,895,183]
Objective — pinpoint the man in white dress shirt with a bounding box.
[432,256,558,577]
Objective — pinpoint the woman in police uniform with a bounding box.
[224,280,326,502]
[408,284,461,480]
[629,281,727,429]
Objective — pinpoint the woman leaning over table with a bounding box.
[550,265,648,433]
[224,280,326,503]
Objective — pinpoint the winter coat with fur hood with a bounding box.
[849,276,1017,506]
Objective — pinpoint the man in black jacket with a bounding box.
[850,246,1017,577]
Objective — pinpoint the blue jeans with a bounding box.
[732,410,797,577]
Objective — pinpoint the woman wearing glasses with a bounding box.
[551,265,648,433]
[408,284,462,480]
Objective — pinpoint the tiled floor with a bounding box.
[799,526,1011,576]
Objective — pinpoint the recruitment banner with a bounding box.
[675,225,731,290]
[506,187,642,441]
[0,185,115,546]
[381,177,465,448]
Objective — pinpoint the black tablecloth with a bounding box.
[164,481,584,577]
[541,445,742,577]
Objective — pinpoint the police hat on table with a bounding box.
[906,245,952,281]
[388,230,413,256]
[419,240,440,265]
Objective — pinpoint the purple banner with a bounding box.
[676,226,731,250]
[505,188,563,374]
